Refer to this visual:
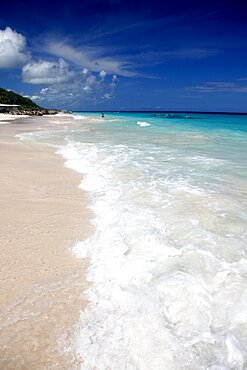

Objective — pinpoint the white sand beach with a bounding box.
[0,116,93,369]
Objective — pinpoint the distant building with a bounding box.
[0,104,19,107]
[0,104,20,113]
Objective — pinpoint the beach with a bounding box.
[0,116,93,369]
[0,112,246,369]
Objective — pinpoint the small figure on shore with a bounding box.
[101,112,104,118]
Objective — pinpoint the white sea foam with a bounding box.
[16,130,52,140]
[136,121,151,127]
[58,139,247,370]
[72,115,116,122]
[48,120,62,124]
[0,113,30,122]
[71,114,88,120]
[70,114,120,123]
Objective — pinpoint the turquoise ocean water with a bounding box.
[19,112,247,369]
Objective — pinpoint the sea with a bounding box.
[19,111,247,369]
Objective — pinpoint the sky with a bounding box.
[0,0,246,112]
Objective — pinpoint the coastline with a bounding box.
[1,112,246,368]
[0,113,31,124]
[0,116,93,368]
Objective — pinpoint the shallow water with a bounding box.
[20,112,247,369]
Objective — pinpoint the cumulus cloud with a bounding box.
[102,93,111,100]
[99,69,107,80]
[83,85,91,93]
[0,27,29,68]
[0,27,121,107]
[85,74,97,86]
[23,59,119,106]
[110,74,118,87]
[24,94,44,101]
[22,58,74,84]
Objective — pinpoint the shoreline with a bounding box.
[0,113,31,125]
[0,117,93,368]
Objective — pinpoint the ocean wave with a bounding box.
[58,139,247,370]
[70,114,120,123]
[137,121,151,127]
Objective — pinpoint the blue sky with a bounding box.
[0,0,246,112]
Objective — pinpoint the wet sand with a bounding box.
[0,118,93,369]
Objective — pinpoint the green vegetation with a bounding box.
[0,87,42,110]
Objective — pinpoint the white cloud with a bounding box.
[110,74,118,88]
[0,27,29,68]
[22,55,119,106]
[41,87,49,94]
[83,86,91,93]
[24,94,44,101]
[99,69,107,80]
[43,40,138,77]
[34,68,119,105]
[188,81,247,93]
[0,28,120,107]
[22,58,74,84]
[102,93,111,100]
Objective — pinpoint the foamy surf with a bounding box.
[0,114,30,123]
[57,114,247,370]
[137,121,151,127]
[15,111,247,369]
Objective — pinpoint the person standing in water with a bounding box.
[101,112,104,118]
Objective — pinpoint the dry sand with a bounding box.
[0,118,93,369]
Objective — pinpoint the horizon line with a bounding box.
[71,110,247,115]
